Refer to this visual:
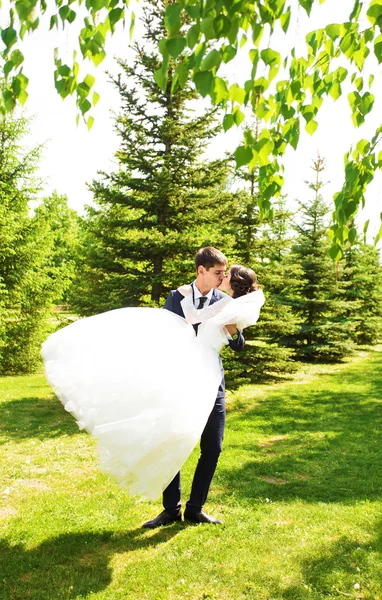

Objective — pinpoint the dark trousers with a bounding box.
[163,393,226,514]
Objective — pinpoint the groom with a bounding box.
[143,247,244,528]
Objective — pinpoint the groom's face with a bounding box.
[201,263,226,290]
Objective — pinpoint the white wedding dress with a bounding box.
[42,289,265,500]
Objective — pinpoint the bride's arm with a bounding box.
[180,293,232,324]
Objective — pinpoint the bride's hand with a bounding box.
[177,284,192,297]
[225,324,237,336]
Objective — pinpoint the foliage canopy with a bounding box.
[1,0,382,255]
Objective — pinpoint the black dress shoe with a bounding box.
[183,510,222,524]
[142,509,182,529]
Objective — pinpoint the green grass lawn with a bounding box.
[1,348,381,600]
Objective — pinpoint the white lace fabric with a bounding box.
[180,293,232,324]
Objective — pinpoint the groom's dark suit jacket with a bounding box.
[163,285,244,398]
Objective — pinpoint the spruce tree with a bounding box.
[289,157,355,361]
[0,114,79,373]
[72,0,236,315]
[339,238,382,346]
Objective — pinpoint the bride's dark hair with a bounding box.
[229,265,260,299]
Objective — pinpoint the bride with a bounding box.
[42,264,265,500]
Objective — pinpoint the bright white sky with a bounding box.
[5,0,381,240]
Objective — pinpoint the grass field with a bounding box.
[1,348,381,600]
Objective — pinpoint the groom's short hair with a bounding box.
[195,247,227,271]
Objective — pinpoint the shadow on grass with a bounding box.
[0,525,182,600]
[0,396,79,444]
[269,518,382,599]
[216,348,382,504]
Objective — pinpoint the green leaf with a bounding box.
[185,5,200,19]
[201,49,221,71]
[4,61,15,80]
[158,39,168,57]
[234,146,253,168]
[165,3,181,36]
[108,7,123,30]
[87,115,94,131]
[59,6,76,24]
[350,0,362,20]
[374,34,382,63]
[92,91,100,106]
[166,37,187,59]
[129,11,135,40]
[84,74,95,89]
[255,138,274,164]
[232,106,245,125]
[335,66,348,83]
[328,244,343,260]
[299,0,314,16]
[222,45,236,63]
[3,90,16,112]
[50,14,58,30]
[10,49,24,67]
[4,62,15,83]
[280,7,291,33]
[58,64,71,77]
[187,24,200,48]
[200,17,216,41]
[325,23,341,41]
[345,162,359,182]
[213,14,231,37]
[348,227,357,244]
[1,27,17,52]
[367,0,382,25]
[260,48,281,81]
[360,92,374,115]
[329,80,341,100]
[354,76,363,91]
[227,16,240,45]
[211,76,229,104]
[240,33,248,49]
[229,83,245,104]
[252,22,263,46]
[154,68,167,92]
[356,139,370,155]
[18,88,28,105]
[79,98,91,115]
[374,221,382,245]
[223,114,234,131]
[305,119,318,135]
[193,71,213,97]
[343,199,357,219]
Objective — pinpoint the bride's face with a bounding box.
[219,271,232,294]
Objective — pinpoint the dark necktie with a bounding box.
[197,296,208,309]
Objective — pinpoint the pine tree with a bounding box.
[0,115,79,373]
[72,0,236,315]
[339,238,382,346]
[288,157,355,361]
[33,192,80,305]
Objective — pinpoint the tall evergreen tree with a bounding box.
[33,192,80,305]
[288,157,355,361]
[0,114,79,373]
[72,0,236,315]
[339,238,382,346]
